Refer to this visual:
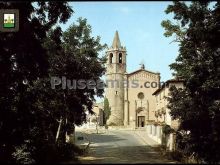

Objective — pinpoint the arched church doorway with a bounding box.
[138,116,145,127]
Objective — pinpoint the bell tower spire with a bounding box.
[105,31,127,126]
[112,30,121,49]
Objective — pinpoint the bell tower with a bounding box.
[106,31,126,126]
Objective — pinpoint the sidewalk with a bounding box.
[133,129,160,146]
[75,131,91,150]
[75,128,106,148]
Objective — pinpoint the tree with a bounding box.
[0,1,107,162]
[103,97,111,125]
[45,17,106,143]
[162,1,220,163]
[0,2,73,163]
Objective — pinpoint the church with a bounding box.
[105,31,160,128]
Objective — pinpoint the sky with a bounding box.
[59,2,179,102]
[60,2,179,81]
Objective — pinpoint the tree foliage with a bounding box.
[0,2,106,163]
[103,97,111,125]
[163,1,220,163]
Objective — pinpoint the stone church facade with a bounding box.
[105,31,160,128]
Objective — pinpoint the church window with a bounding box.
[119,53,122,63]
[110,53,113,63]
[138,92,144,100]
[116,91,118,95]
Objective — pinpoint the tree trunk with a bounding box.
[55,117,63,143]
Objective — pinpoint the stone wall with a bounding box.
[146,124,176,151]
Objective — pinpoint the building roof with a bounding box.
[152,78,185,95]
[112,30,122,49]
[126,67,160,77]
[93,102,104,109]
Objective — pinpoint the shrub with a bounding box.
[169,150,184,162]
[57,143,81,161]
[162,124,175,135]
[12,144,35,164]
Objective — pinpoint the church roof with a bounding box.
[126,68,160,77]
[112,30,122,49]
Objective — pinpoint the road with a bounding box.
[77,129,176,164]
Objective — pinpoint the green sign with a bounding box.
[4,14,15,28]
[0,9,19,32]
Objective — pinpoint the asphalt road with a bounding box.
[77,129,176,164]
